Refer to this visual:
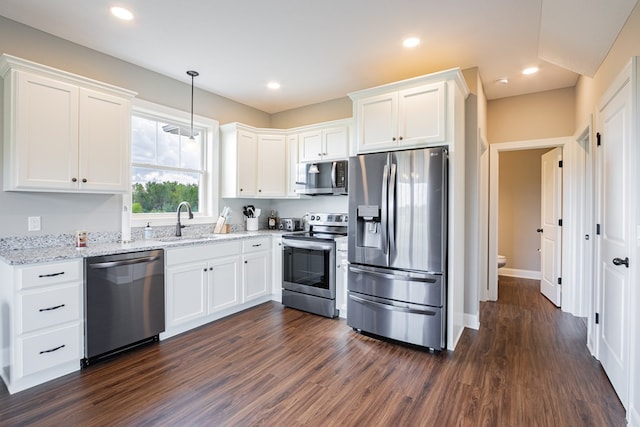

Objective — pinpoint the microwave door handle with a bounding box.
[381,163,389,255]
[331,161,337,188]
[388,163,397,254]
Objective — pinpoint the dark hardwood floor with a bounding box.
[0,277,626,426]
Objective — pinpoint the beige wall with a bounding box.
[487,87,575,143]
[575,2,640,126]
[270,97,352,128]
[499,148,552,272]
[0,16,271,237]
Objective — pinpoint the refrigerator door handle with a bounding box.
[388,163,397,254]
[349,293,438,316]
[381,163,389,254]
[349,265,438,282]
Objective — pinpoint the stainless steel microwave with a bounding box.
[296,160,348,196]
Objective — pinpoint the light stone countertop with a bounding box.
[0,230,288,266]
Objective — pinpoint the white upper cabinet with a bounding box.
[220,123,287,198]
[350,74,462,153]
[0,54,136,193]
[256,134,287,196]
[298,123,350,163]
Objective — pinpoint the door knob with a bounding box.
[612,257,630,268]
[536,228,543,233]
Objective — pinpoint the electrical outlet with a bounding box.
[28,216,41,232]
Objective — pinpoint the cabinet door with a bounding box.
[208,256,241,313]
[357,92,397,152]
[397,82,446,146]
[78,89,130,192]
[165,262,207,327]
[271,237,283,302]
[286,134,302,197]
[298,131,323,162]
[322,126,349,160]
[243,251,270,302]
[13,71,79,190]
[237,130,257,196]
[256,134,286,196]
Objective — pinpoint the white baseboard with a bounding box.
[498,268,541,280]
[464,313,479,330]
[629,406,639,427]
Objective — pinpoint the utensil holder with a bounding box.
[246,217,259,231]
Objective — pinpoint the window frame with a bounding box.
[129,98,219,228]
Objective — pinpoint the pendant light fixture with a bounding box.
[186,70,199,142]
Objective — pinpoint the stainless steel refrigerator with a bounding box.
[347,146,447,350]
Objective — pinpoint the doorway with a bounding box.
[487,137,571,302]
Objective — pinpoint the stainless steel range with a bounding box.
[281,213,348,318]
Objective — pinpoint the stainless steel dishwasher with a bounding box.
[82,249,165,367]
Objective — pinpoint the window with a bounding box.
[130,99,218,226]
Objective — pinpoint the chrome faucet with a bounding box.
[176,201,194,237]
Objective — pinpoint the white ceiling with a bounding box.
[0,0,637,114]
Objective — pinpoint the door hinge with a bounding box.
[595,313,600,324]
[557,277,562,285]
[558,160,563,168]
[596,224,601,235]
[596,132,601,146]
[558,219,563,227]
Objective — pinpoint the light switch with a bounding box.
[28,216,41,231]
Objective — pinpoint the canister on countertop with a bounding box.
[144,223,153,239]
[268,210,278,230]
[75,230,87,249]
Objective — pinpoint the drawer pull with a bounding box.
[39,304,66,312]
[38,271,65,278]
[252,243,262,247]
[40,344,66,354]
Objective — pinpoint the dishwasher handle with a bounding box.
[88,255,161,269]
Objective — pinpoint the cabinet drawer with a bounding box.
[18,284,81,334]
[18,323,81,378]
[243,237,270,253]
[17,260,82,290]
[166,241,242,265]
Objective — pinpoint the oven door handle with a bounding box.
[349,294,437,316]
[282,239,333,252]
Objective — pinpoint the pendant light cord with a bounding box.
[187,70,199,140]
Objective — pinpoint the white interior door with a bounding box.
[540,147,562,306]
[596,71,631,408]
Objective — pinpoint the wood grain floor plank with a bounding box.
[0,276,626,426]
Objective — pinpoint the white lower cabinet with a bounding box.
[165,260,208,328]
[242,237,271,302]
[163,237,272,339]
[0,259,83,394]
[208,256,241,312]
[271,236,283,302]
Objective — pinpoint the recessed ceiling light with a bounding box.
[522,66,539,75]
[403,37,421,48]
[111,6,134,21]
[495,78,509,85]
[267,81,281,90]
